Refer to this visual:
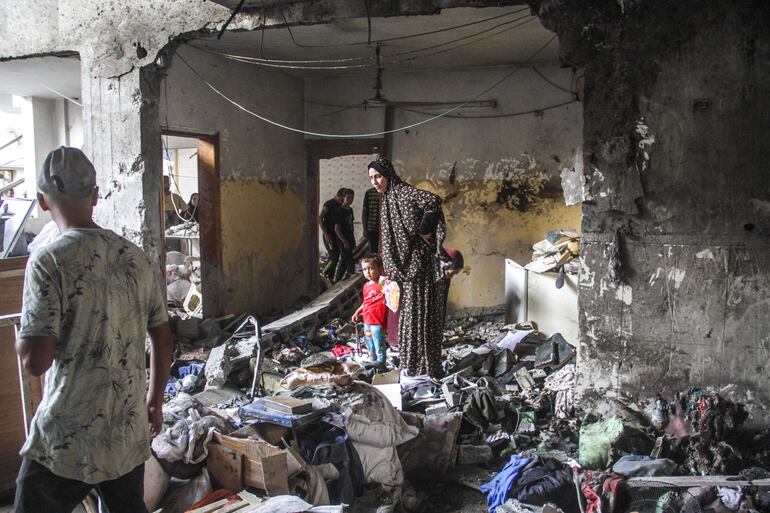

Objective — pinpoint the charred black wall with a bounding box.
[531,0,770,422]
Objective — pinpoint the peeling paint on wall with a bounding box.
[407,158,581,310]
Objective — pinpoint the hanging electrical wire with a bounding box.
[317,102,367,117]
[395,98,577,119]
[385,12,534,60]
[531,66,573,95]
[278,6,530,49]
[173,35,557,139]
[386,16,538,65]
[187,12,538,71]
[195,51,372,70]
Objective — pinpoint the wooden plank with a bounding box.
[196,136,224,318]
[207,443,243,492]
[0,255,29,492]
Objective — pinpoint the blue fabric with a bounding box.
[176,363,203,379]
[164,377,178,398]
[480,454,532,513]
[364,323,386,362]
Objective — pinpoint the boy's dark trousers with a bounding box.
[335,244,354,282]
[14,458,147,513]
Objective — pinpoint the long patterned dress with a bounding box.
[380,180,446,376]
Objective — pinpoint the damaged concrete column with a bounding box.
[84,67,163,268]
[530,0,770,422]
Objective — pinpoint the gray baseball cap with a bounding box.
[37,147,96,198]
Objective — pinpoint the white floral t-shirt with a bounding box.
[19,228,168,484]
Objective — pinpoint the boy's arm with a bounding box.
[352,304,364,322]
[16,335,57,377]
[17,252,61,377]
[319,206,332,240]
[146,322,173,437]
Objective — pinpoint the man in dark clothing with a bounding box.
[320,188,346,280]
[334,188,356,282]
[362,186,380,254]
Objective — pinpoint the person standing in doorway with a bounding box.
[334,188,356,282]
[163,175,185,228]
[181,192,200,223]
[320,188,345,280]
[14,147,174,513]
[369,158,447,378]
[362,186,380,254]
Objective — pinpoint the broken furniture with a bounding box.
[206,425,291,496]
[505,258,578,344]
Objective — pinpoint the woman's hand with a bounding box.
[419,233,432,245]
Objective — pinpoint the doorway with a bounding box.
[161,130,222,318]
[307,139,382,290]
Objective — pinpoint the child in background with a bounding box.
[352,256,388,363]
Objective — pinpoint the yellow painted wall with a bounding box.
[411,177,582,312]
[219,180,307,315]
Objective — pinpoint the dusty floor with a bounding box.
[422,483,487,513]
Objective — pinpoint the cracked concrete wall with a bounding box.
[531,0,770,423]
[306,66,583,311]
[160,45,309,317]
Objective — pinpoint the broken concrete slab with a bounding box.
[193,385,245,408]
[204,344,234,389]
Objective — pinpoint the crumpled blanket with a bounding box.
[152,408,225,464]
[544,364,575,419]
[281,362,362,390]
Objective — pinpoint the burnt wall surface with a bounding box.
[531,0,770,422]
[306,67,583,312]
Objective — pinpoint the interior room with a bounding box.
[0,1,768,512]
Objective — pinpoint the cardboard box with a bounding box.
[207,426,289,495]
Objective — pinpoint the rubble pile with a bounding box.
[145,303,770,513]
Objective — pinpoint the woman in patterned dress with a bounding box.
[367,159,446,377]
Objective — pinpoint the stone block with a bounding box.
[425,403,450,416]
[205,344,232,388]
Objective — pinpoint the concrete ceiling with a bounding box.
[0,56,82,103]
[192,6,558,78]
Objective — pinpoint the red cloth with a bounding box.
[332,344,353,358]
[362,281,387,325]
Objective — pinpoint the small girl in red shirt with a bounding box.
[352,256,388,363]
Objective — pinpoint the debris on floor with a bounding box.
[146,289,770,513]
